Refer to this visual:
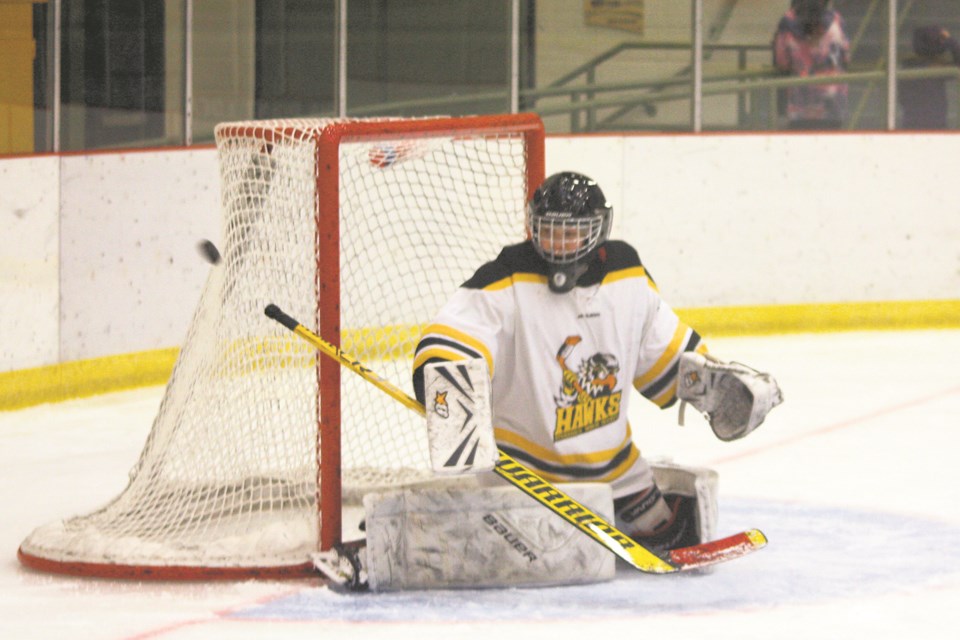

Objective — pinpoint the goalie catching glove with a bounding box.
[677,352,783,441]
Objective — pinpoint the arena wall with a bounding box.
[1,132,957,402]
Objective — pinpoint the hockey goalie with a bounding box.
[317,172,782,591]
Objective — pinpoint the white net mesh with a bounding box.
[19,115,539,576]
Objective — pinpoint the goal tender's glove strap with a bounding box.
[677,352,783,441]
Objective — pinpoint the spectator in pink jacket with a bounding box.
[773,0,851,130]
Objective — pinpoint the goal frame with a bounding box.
[309,114,545,553]
[18,113,545,580]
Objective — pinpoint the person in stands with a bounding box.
[773,0,851,130]
[899,25,960,130]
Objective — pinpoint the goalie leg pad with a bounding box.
[651,461,719,547]
[613,462,717,553]
[360,482,616,591]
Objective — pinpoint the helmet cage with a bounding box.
[528,209,610,265]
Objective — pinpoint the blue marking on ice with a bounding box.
[229,498,960,622]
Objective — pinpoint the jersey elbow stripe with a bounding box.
[641,361,680,402]
[412,346,471,371]
[635,327,702,401]
[418,324,494,374]
[414,336,482,362]
[649,379,679,408]
[634,324,690,389]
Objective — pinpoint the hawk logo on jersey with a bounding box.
[433,391,450,419]
[552,336,622,441]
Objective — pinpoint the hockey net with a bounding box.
[18,114,545,579]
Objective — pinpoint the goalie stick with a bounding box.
[264,303,767,574]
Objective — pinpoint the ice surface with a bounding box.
[2,330,960,639]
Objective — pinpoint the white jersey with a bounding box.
[413,240,706,499]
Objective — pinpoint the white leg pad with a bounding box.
[651,461,719,544]
[362,482,616,591]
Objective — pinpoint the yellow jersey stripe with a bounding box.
[516,444,641,485]
[482,272,546,290]
[412,347,468,370]
[633,323,687,389]
[418,323,495,374]
[493,427,634,466]
[649,379,679,408]
[602,265,658,291]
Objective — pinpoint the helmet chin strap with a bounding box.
[547,262,589,294]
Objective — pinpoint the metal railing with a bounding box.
[535,65,960,131]
[349,62,960,132]
[540,40,772,132]
[354,0,954,133]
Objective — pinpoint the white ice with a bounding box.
[2,330,960,640]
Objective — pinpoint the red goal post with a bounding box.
[17,113,545,580]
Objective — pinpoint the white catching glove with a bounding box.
[677,352,783,441]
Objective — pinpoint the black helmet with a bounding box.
[527,172,612,293]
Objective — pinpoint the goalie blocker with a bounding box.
[423,359,498,475]
[314,461,718,591]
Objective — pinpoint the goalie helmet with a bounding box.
[527,172,612,293]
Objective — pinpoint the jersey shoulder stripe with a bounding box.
[462,240,655,292]
[601,264,658,291]
[599,239,642,268]
[597,240,659,289]
[461,242,546,290]
[482,271,547,291]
